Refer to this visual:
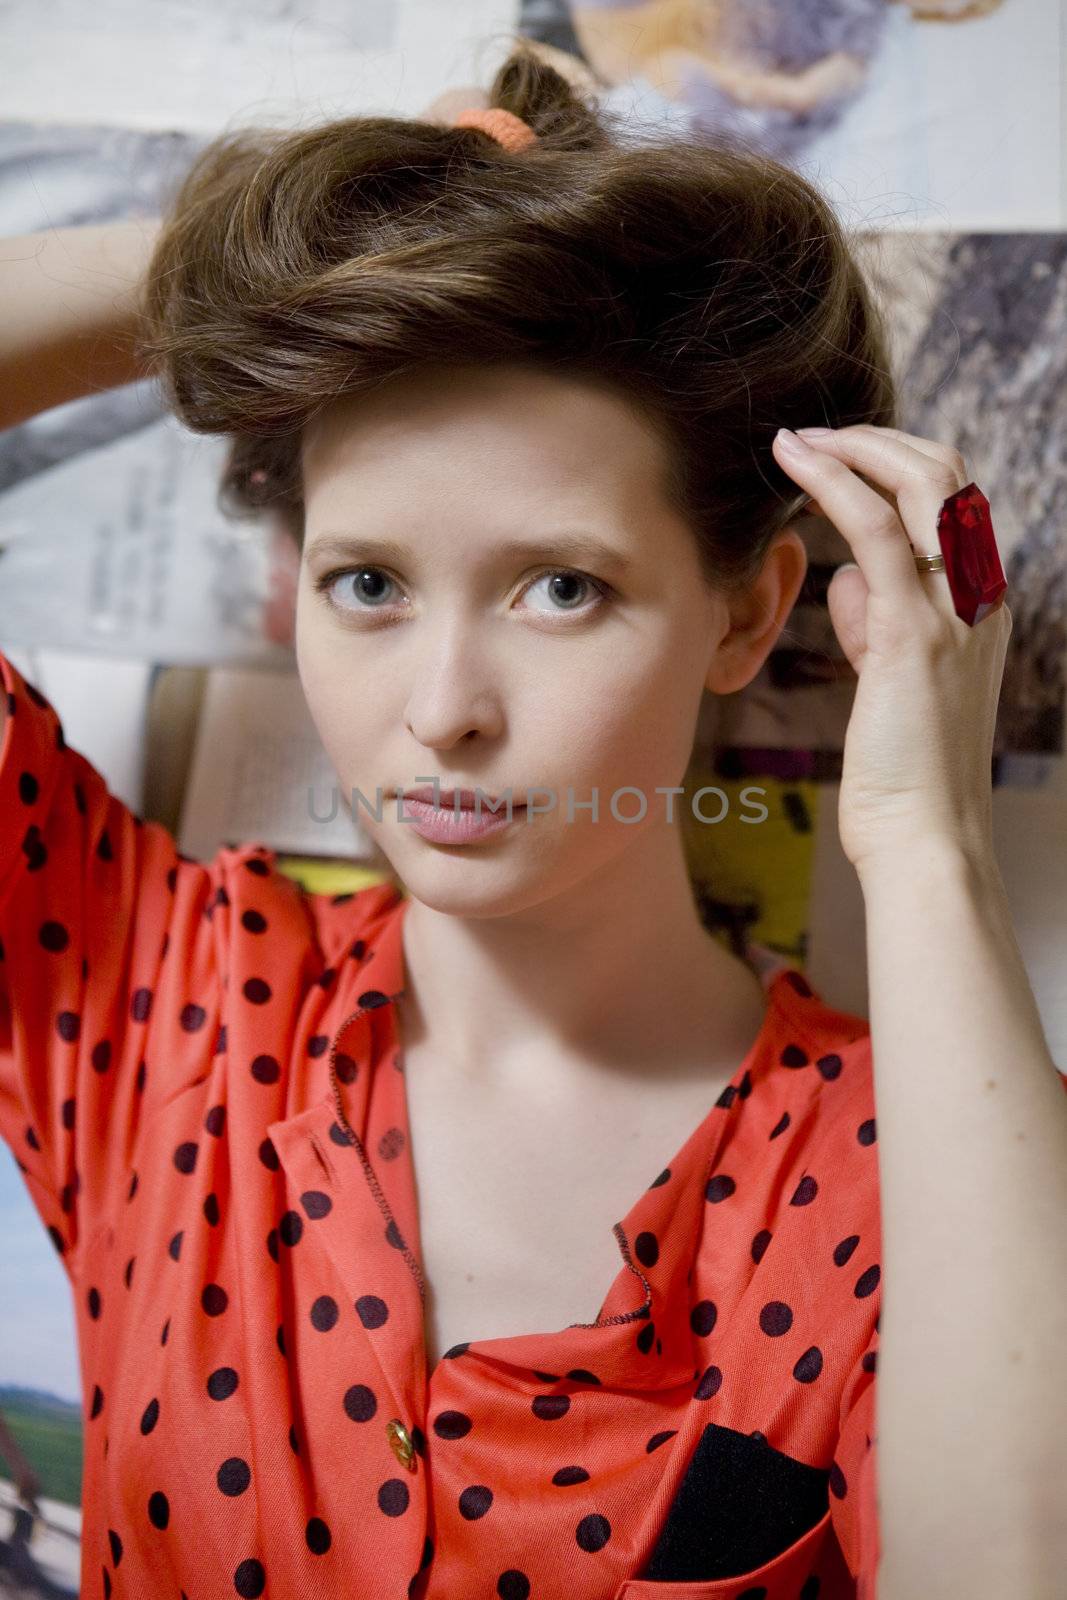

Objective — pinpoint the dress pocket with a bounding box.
[614,1421,833,1596]
[612,1504,832,1598]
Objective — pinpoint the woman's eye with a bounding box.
[319,567,402,612]
[315,565,610,618]
[520,570,609,615]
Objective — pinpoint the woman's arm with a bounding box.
[0,216,162,432]
[768,421,1067,1597]
[860,841,1067,1598]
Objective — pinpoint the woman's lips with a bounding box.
[397,794,527,844]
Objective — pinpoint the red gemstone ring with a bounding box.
[919,482,1008,627]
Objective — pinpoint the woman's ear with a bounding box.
[703,525,809,697]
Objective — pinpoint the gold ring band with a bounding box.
[914,553,947,574]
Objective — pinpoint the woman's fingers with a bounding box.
[790,424,967,558]
[773,428,931,607]
[799,423,967,476]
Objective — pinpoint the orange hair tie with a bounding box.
[451,106,539,153]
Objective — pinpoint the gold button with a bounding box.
[386,1418,416,1471]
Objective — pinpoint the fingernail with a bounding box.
[776,428,813,455]
[796,427,833,438]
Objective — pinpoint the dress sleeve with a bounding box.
[0,648,219,1277]
[830,1322,880,1600]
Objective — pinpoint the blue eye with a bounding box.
[322,567,399,610]
[314,565,611,620]
[522,570,607,614]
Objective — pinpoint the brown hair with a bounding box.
[137,36,897,593]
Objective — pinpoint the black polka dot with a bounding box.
[218,1458,251,1496]
[854,1264,880,1298]
[241,910,268,933]
[695,1366,723,1399]
[279,1211,303,1247]
[769,1111,790,1139]
[335,1052,358,1084]
[781,1043,810,1068]
[310,1295,338,1331]
[243,977,272,1005]
[301,1190,332,1219]
[433,1410,472,1440]
[793,1347,824,1383]
[378,1478,410,1516]
[306,1517,332,1555]
[356,1295,389,1330]
[21,825,46,871]
[18,771,39,805]
[148,1490,169,1529]
[308,1034,329,1057]
[180,1003,207,1032]
[173,1142,198,1174]
[817,1053,843,1080]
[751,1229,773,1264]
[108,1528,123,1565]
[88,1286,101,1319]
[497,1572,531,1600]
[790,1175,818,1206]
[234,1557,266,1597]
[258,1137,280,1171]
[691,1300,717,1336]
[634,1230,659,1267]
[759,1301,794,1336]
[829,1461,848,1499]
[532,1394,570,1420]
[202,1283,229,1316]
[140,1398,160,1434]
[96,828,113,862]
[251,1054,279,1084]
[205,1104,226,1136]
[39,920,69,953]
[343,1385,377,1423]
[90,1384,104,1419]
[575,1513,611,1552]
[244,856,270,876]
[705,1174,736,1203]
[130,988,153,1023]
[834,1234,860,1267]
[858,1117,877,1145]
[208,1367,239,1401]
[458,1484,493,1520]
[56,1010,81,1043]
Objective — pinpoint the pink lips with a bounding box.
[396,790,527,845]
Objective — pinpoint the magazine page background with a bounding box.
[0,0,1063,1591]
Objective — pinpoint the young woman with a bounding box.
[2,39,1064,1600]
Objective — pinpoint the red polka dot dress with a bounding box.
[1,646,883,1600]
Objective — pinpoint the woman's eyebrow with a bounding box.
[306,532,634,575]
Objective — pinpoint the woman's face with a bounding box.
[295,363,804,917]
